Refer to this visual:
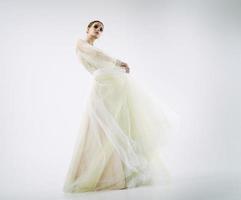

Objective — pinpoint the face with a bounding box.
[87,22,104,39]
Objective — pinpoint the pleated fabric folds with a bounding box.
[63,66,180,193]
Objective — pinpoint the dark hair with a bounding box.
[87,20,104,30]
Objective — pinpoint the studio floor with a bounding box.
[2,173,240,200]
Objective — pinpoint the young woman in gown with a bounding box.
[62,20,180,193]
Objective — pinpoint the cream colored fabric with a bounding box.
[62,38,180,193]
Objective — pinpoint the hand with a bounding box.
[120,62,130,73]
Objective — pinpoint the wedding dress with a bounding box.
[62,38,180,193]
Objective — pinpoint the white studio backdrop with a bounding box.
[0,0,241,198]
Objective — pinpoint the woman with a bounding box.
[62,20,179,193]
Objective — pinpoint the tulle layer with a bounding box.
[63,66,180,193]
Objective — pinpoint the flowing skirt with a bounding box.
[62,66,180,193]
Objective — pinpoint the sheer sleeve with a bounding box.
[75,38,122,69]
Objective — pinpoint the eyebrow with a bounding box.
[94,23,104,28]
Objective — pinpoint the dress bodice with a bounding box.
[75,38,122,74]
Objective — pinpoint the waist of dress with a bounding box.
[93,66,126,77]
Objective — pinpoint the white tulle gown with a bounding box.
[62,38,180,193]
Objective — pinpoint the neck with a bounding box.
[85,37,95,46]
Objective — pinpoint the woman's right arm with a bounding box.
[76,39,129,72]
[76,39,122,67]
